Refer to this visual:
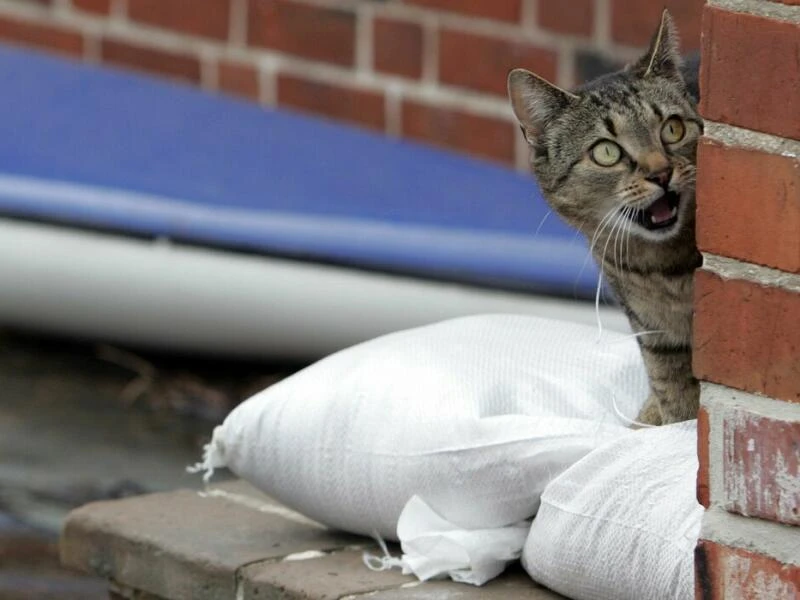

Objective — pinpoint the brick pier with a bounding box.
[693,0,800,596]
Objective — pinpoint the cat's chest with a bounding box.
[614,270,694,340]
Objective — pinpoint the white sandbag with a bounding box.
[192,314,648,541]
[522,420,703,600]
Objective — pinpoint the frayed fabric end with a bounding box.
[186,426,227,484]
[363,530,405,573]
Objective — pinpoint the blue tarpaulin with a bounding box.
[0,47,598,297]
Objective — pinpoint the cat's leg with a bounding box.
[638,347,699,425]
[635,393,663,426]
[659,374,700,424]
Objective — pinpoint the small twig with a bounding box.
[95,344,158,406]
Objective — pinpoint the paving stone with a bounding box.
[241,548,415,599]
[61,480,562,599]
[355,568,566,599]
[0,569,109,600]
[60,481,361,600]
[109,580,166,599]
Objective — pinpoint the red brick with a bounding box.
[695,540,800,600]
[218,60,259,101]
[538,0,594,37]
[611,0,703,50]
[696,139,800,274]
[73,0,110,13]
[373,17,423,79]
[101,39,201,84]
[248,0,355,67]
[700,7,800,141]
[438,29,557,97]
[403,0,522,23]
[401,100,515,165]
[722,408,800,526]
[694,270,800,403]
[277,74,385,132]
[128,0,231,40]
[697,406,710,508]
[0,16,83,57]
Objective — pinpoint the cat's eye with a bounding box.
[591,141,622,167]
[661,117,686,144]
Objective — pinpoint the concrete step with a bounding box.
[60,480,564,599]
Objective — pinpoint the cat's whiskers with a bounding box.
[599,209,627,274]
[612,212,622,271]
[594,210,628,341]
[623,206,635,268]
[579,205,624,296]
[533,209,553,236]
[572,210,613,299]
[572,212,606,283]
[587,206,625,339]
[618,207,631,270]
[588,205,623,258]
[611,210,628,272]
[624,207,634,269]
[594,271,604,341]
[616,205,632,269]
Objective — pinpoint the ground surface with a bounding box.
[62,479,565,599]
[0,329,295,598]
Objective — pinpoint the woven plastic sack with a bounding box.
[192,314,647,540]
[522,420,703,600]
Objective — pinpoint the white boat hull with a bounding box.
[0,219,629,359]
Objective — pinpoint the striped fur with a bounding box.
[508,11,702,425]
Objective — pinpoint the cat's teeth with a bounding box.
[650,206,678,224]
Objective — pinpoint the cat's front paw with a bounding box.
[635,396,663,427]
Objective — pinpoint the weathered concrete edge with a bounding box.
[109,580,167,600]
[702,254,800,293]
[235,547,418,600]
[60,505,233,599]
[700,507,800,566]
[200,486,325,529]
[215,482,406,599]
[60,483,368,600]
[701,381,800,422]
[707,0,800,23]
[340,582,428,600]
[704,121,800,158]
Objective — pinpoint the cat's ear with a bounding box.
[508,69,577,146]
[632,9,682,80]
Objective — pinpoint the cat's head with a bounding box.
[508,10,702,244]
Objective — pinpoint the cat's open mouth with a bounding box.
[628,191,680,231]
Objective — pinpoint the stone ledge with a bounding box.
[60,480,564,599]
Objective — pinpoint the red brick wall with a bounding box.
[694,0,800,597]
[0,0,704,169]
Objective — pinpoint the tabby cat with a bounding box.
[508,10,702,425]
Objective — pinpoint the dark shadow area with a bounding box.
[0,329,301,597]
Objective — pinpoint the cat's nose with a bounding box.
[646,167,673,188]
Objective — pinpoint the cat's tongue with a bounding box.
[648,195,673,224]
